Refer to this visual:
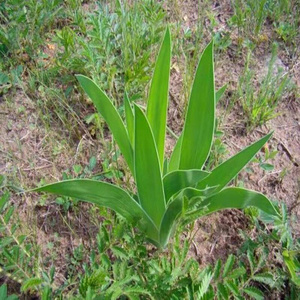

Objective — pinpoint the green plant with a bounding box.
[243,202,300,296]
[237,42,291,130]
[229,0,268,41]
[72,210,299,299]
[32,29,280,249]
[275,21,298,44]
[0,284,18,300]
[0,175,55,297]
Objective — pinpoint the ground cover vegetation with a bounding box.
[0,0,299,298]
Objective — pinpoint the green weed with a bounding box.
[236,42,291,130]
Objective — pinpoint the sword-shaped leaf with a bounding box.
[147,28,171,169]
[32,179,159,241]
[169,85,225,173]
[197,133,272,193]
[76,75,133,173]
[134,105,166,228]
[179,42,215,170]
[163,169,209,202]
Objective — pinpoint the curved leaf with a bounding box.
[76,75,133,173]
[134,105,166,228]
[163,169,209,202]
[190,187,280,217]
[147,28,171,169]
[32,179,158,241]
[179,41,215,170]
[160,186,279,247]
[197,133,272,193]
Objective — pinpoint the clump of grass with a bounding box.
[236,42,292,130]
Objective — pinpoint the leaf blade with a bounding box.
[32,179,158,241]
[146,28,171,169]
[163,169,209,202]
[195,187,280,217]
[76,75,133,173]
[179,41,215,170]
[135,105,166,228]
[197,133,272,193]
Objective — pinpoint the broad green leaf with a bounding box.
[180,41,215,170]
[169,83,225,173]
[146,28,171,169]
[124,91,134,146]
[163,169,209,202]
[76,75,133,173]
[32,179,158,241]
[216,84,227,103]
[134,105,166,228]
[165,186,279,232]
[195,187,280,217]
[168,134,182,172]
[197,133,272,193]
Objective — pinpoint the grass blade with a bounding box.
[179,41,215,170]
[146,28,171,169]
[163,169,209,202]
[216,84,227,104]
[32,179,158,241]
[134,105,166,228]
[76,75,133,173]
[197,133,272,192]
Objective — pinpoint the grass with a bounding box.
[0,0,299,298]
[236,42,294,130]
